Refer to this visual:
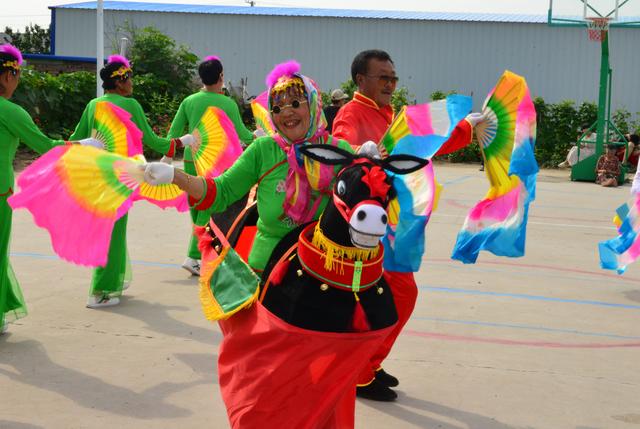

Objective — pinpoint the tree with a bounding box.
[3,25,50,54]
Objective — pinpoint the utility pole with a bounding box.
[96,0,104,97]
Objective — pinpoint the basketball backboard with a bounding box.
[548,0,640,26]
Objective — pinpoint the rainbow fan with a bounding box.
[92,101,143,157]
[251,91,276,136]
[8,145,142,267]
[451,70,538,264]
[191,107,244,179]
[380,95,470,272]
[598,197,640,274]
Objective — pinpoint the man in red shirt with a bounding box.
[334,50,479,402]
[333,50,396,148]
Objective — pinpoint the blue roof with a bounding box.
[51,1,549,23]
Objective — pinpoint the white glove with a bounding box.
[358,141,381,159]
[253,128,267,138]
[632,168,640,195]
[160,156,173,165]
[466,112,487,127]
[78,138,104,149]
[144,162,175,186]
[179,134,195,147]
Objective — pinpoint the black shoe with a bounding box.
[356,379,397,402]
[375,368,399,387]
[479,166,484,171]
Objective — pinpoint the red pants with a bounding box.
[356,271,418,385]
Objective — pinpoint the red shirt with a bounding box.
[332,92,394,148]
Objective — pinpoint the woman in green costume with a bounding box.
[70,55,193,308]
[167,55,254,277]
[145,60,353,273]
[0,44,102,333]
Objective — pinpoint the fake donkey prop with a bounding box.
[197,144,428,429]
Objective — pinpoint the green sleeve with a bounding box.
[167,100,188,139]
[129,99,171,154]
[69,102,94,141]
[8,103,65,153]
[211,139,261,212]
[227,101,253,145]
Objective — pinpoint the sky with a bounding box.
[2,0,639,31]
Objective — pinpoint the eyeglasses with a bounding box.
[271,99,307,114]
[365,75,399,86]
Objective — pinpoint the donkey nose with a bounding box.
[349,204,388,237]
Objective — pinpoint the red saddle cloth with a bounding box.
[217,302,395,429]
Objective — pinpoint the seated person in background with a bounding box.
[596,144,622,187]
[323,88,349,132]
[558,123,596,168]
[625,133,640,170]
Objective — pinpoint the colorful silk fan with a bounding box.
[380,95,471,272]
[8,145,141,267]
[92,101,143,157]
[251,91,276,136]
[191,107,244,178]
[451,70,538,264]
[598,197,640,274]
[8,146,189,267]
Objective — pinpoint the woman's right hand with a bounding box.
[144,162,175,185]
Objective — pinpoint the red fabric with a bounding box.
[434,119,473,156]
[332,92,393,148]
[166,138,179,157]
[357,271,418,385]
[218,303,394,428]
[189,177,216,210]
[234,225,257,263]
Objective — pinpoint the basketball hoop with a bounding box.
[586,17,611,42]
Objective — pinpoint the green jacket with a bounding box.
[168,91,253,169]
[210,136,352,271]
[70,93,171,155]
[0,97,65,194]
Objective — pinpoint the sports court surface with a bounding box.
[1,163,639,428]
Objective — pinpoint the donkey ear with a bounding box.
[381,154,430,175]
[298,144,354,166]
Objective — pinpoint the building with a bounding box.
[48,1,640,112]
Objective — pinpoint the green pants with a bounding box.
[0,194,27,330]
[89,214,132,297]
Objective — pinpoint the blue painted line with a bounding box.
[10,252,181,269]
[442,175,473,186]
[412,316,640,340]
[419,285,640,310]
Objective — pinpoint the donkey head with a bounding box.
[299,144,429,249]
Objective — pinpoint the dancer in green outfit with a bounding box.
[70,55,194,309]
[0,44,102,333]
[167,55,254,276]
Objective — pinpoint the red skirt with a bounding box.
[218,302,395,429]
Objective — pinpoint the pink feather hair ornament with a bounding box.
[265,60,301,88]
[204,55,220,62]
[107,54,131,68]
[0,44,23,65]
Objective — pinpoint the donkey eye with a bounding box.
[336,180,346,196]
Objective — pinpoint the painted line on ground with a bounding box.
[10,252,182,268]
[412,316,640,340]
[404,330,640,348]
[442,175,473,186]
[426,258,640,284]
[419,285,640,310]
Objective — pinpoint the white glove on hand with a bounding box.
[78,138,104,149]
[253,128,267,138]
[631,168,640,195]
[179,134,195,147]
[144,162,175,186]
[358,141,381,159]
[160,156,173,165]
[466,112,487,127]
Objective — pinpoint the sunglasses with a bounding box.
[365,75,399,85]
[271,99,307,114]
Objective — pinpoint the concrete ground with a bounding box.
[1,163,639,429]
